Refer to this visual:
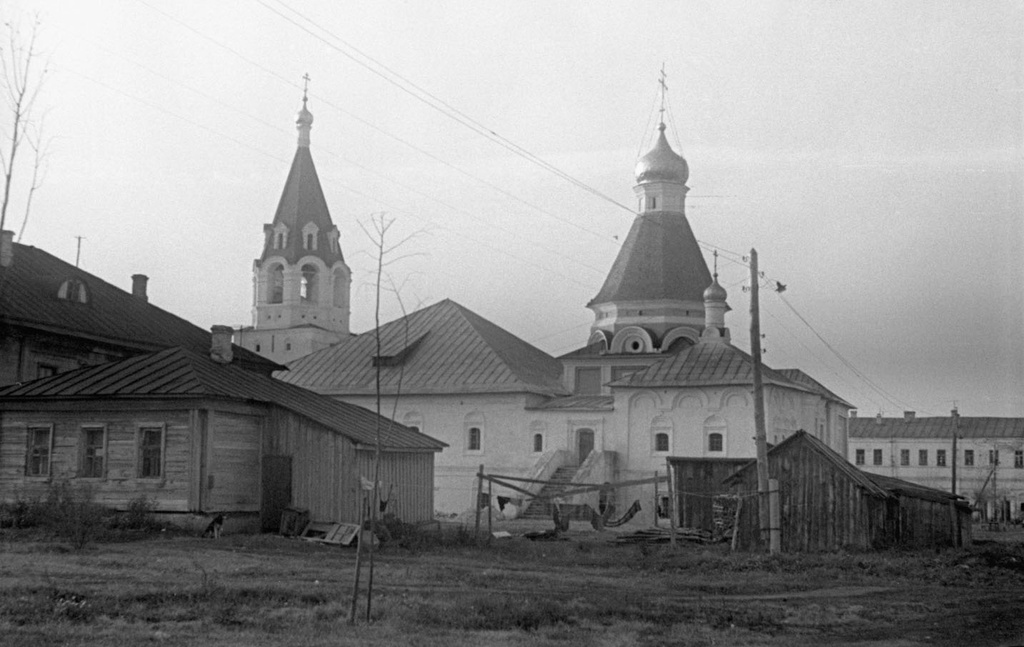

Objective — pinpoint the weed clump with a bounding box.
[414,595,574,631]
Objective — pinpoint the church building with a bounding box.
[245,91,854,519]
[235,85,352,365]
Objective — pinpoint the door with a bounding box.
[577,429,595,465]
[261,455,292,532]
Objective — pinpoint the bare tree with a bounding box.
[1,15,49,239]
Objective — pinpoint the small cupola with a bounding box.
[701,252,729,341]
[296,74,313,148]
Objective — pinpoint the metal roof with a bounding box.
[588,211,712,306]
[850,416,1024,440]
[278,299,569,397]
[777,368,855,408]
[608,340,843,403]
[0,243,281,374]
[527,395,614,411]
[0,347,445,451]
[260,146,344,267]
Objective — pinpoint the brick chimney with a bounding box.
[875,413,883,425]
[0,230,13,268]
[903,411,916,422]
[131,274,149,301]
[210,325,234,364]
[850,410,857,418]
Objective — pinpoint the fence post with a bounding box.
[487,476,493,541]
[665,460,677,547]
[768,478,781,554]
[474,464,484,542]
[731,496,743,552]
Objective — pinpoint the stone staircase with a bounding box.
[520,465,580,519]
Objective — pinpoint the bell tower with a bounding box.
[237,77,352,365]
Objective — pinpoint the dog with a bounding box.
[202,514,224,539]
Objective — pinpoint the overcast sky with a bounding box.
[5,1,1022,417]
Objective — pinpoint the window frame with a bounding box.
[899,449,910,466]
[707,432,724,452]
[654,432,670,453]
[918,449,928,466]
[26,424,54,478]
[533,433,544,453]
[80,425,107,479]
[872,449,883,466]
[936,449,947,467]
[137,424,166,479]
[1015,450,1023,469]
[854,448,865,466]
[964,449,974,466]
[466,426,483,453]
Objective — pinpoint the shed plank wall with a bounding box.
[264,408,359,523]
[208,412,262,512]
[355,450,435,523]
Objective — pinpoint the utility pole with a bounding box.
[749,248,775,553]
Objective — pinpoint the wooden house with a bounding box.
[0,333,445,530]
[722,431,971,551]
[0,231,281,386]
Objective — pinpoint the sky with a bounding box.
[3,1,1022,418]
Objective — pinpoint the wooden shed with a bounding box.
[666,457,748,532]
[723,431,971,551]
[0,346,446,529]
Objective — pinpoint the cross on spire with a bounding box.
[658,63,668,124]
[302,73,310,105]
[713,249,718,279]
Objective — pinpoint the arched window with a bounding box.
[533,434,544,452]
[708,433,723,452]
[300,264,318,302]
[529,421,546,454]
[269,265,284,304]
[465,412,484,453]
[332,268,347,307]
[651,415,672,453]
[57,279,89,303]
[704,415,727,454]
[306,233,313,250]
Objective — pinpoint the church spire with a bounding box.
[297,73,313,148]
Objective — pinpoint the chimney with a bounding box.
[875,413,883,425]
[131,274,149,301]
[903,410,916,422]
[850,410,857,419]
[0,230,13,268]
[210,325,234,364]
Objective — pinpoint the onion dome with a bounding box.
[703,274,727,303]
[296,99,313,129]
[634,123,689,185]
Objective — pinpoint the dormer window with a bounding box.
[302,223,320,251]
[57,279,89,303]
[273,224,289,250]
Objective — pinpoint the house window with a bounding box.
[990,449,999,466]
[918,449,927,466]
[306,233,313,250]
[655,432,670,452]
[854,449,865,465]
[900,449,910,466]
[872,449,883,466]
[138,426,164,478]
[708,433,723,452]
[467,427,482,452]
[81,427,106,478]
[533,433,543,453]
[1016,450,1023,469]
[26,425,52,477]
[965,449,974,466]
[937,449,947,467]
[574,367,602,395]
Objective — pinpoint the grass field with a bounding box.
[2,524,1024,647]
